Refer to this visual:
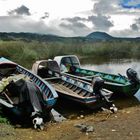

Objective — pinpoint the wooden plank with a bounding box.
[44,77,61,81]
[51,82,91,98]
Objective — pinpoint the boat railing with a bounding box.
[16,65,58,104]
[44,77,61,81]
[61,73,93,93]
[75,67,128,84]
[44,69,93,93]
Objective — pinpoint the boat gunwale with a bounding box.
[0,57,58,104]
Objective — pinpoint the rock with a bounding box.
[80,125,88,132]
[74,123,84,128]
[86,132,89,136]
[77,117,80,119]
[86,126,94,132]
[126,111,130,114]
[74,123,94,133]
[111,129,116,132]
[129,132,133,136]
[80,115,84,118]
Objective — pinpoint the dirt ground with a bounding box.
[0,96,140,140]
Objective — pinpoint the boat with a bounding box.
[54,55,140,96]
[32,60,117,112]
[0,57,58,129]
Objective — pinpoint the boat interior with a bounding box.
[34,60,95,98]
[33,60,113,99]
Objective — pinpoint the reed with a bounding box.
[0,40,140,68]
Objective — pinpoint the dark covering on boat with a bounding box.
[7,79,43,115]
[1,77,50,129]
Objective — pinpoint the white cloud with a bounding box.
[88,14,113,31]
[8,5,31,16]
[110,15,135,30]
[0,16,59,34]
[0,0,140,37]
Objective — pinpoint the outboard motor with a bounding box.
[126,68,140,84]
[92,76,104,95]
[92,77,117,113]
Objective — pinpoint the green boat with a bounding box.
[54,55,140,96]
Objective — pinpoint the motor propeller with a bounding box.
[92,76,117,113]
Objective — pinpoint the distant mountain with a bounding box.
[86,31,140,42]
[0,32,65,42]
[86,31,114,41]
[0,31,140,42]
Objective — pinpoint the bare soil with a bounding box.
[0,97,140,140]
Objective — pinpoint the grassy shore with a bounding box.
[0,40,140,68]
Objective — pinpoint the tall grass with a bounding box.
[0,40,140,68]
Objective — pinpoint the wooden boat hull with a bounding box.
[57,91,112,109]
[46,78,112,109]
[32,60,114,110]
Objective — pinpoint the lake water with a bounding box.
[81,58,140,101]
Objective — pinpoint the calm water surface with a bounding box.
[81,58,140,101]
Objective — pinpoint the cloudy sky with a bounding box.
[0,0,140,37]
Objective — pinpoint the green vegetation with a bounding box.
[0,110,9,124]
[0,116,8,123]
[0,40,140,68]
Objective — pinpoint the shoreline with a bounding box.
[0,101,140,140]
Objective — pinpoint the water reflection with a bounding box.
[81,58,140,76]
[81,58,140,101]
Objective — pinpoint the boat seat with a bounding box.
[76,89,83,94]
[73,87,80,92]
[68,84,75,89]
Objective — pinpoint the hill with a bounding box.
[86,31,114,41]
[0,32,140,42]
